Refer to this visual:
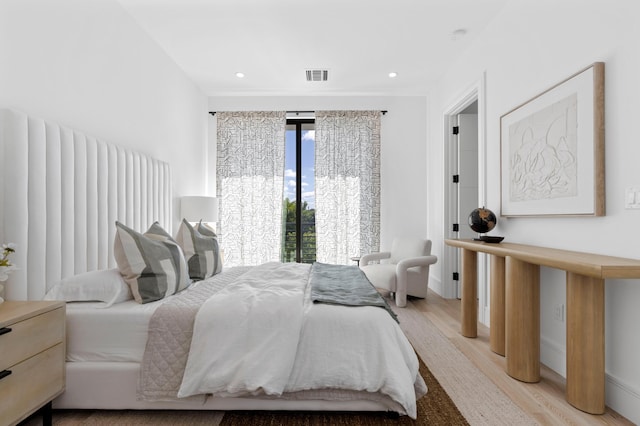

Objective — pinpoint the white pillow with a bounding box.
[44,268,133,308]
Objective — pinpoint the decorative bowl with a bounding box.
[479,235,504,244]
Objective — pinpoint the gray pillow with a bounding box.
[114,221,190,304]
[175,219,223,281]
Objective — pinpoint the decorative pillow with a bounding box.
[43,268,133,307]
[114,221,190,304]
[196,220,224,271]
[175,219,223,281]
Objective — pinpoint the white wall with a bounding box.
[426,1,640,421]
[208,96,429,253]
[0,0,208,229]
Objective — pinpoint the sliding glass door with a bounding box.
[282,119,316,263]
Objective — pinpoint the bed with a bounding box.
[0,108,426,418]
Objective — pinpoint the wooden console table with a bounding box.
[444,238,640,414]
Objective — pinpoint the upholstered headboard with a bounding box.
[0,109,171,301]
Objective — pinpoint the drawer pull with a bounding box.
[0,327,11,336]
[0,370,11,381]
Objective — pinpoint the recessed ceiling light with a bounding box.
[388,72,398,78]
[451,29,467,41]
[235,72,245,78]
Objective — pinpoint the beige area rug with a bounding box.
[29,410,225,425]
[391,301,538,425]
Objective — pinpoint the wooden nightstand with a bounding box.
[0,301,66,426]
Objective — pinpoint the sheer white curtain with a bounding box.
[315,111,381,264]
[216,111,286,266]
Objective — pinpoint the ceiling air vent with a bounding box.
[306,69,329,82]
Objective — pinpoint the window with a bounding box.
[282,119,315,263]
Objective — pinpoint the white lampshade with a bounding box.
[181,196,218,223]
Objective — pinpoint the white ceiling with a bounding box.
[116,0,508,97]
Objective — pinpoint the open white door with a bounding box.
[442,74,489,324]
[455,112,479,297]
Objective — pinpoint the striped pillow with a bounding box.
[175,219,223,281]
[114,221,190,304]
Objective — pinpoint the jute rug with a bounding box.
[218,354,468,426]
[392,300,537,425]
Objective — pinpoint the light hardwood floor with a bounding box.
[413,290,634,425]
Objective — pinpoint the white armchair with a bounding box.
[360,237,437,308]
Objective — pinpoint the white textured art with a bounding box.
[509,93,578,202]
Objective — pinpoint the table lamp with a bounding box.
[181,196,218,226]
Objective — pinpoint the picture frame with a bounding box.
[500,62,605,217]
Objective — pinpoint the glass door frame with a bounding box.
[286,118,314,263]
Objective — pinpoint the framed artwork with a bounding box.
[500,62,605,217]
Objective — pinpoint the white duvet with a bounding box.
[178,262,426,418]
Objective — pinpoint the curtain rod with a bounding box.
[208,110,387,116]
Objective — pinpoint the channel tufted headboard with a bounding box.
[0,109,172,301]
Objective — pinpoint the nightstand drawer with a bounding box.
[0,342,65,425]
[0,306,64,371]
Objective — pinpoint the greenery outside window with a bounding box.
[282,119,315,263]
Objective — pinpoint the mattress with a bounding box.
[66,299,162,362]
[65,268,241,362]
[55,361,405,413]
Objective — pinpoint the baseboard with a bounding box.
[481,306,490,327]
[428,275,445,297]
[540,336,566,377]
[540,337,639,423]
[606,372,640,424]
[428,275,460,300]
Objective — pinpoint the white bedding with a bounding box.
[65,268,241,362]
[178,262,309,397]
[64,262,426,417]
[287,303,423,416]
[178,262,426,418]
[66,299,162,362]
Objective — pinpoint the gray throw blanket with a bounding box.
[310,262,398,322]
